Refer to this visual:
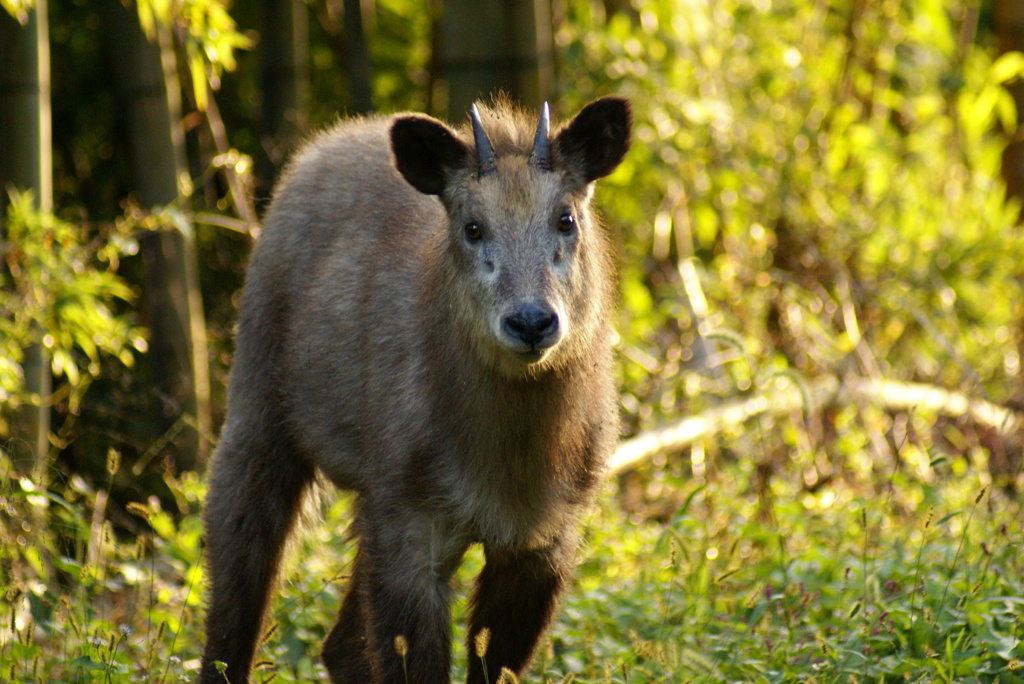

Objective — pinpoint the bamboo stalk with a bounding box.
[0,0,53,479]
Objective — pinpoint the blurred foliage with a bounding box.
[0,460,206,682]
[304,0,435,119]
[135,0,252,112]
[1,0,31,24]
[548,471,1024,683]
[556,0,1024,509]
[0,190,144,448]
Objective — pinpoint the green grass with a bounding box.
[551,481,1023,683]
[1,450,1021,683]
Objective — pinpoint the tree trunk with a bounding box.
[0,0,53,479]
[343,0,373,114]
[256,0,310,204]
[439,0,553,118]
[107,1,211,471]
[996,0,1024,207]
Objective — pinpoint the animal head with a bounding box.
[390,98,631,376]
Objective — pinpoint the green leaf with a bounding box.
[190,47,208,112]
[990,51,1024,84]
[69,655,107,671]
[934,511,962,526]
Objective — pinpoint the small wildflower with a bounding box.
[474,627,491,658]
[20,621,33,647]
[745,583,764,609]
[260,622,279,646]
[653,642,667,667]
[106,448,121,476]
[496,667,519,684]
[396,634,411,684]
[628,629,652,660]
[126,501,151,521]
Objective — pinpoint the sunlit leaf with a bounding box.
[990,51,1024,84]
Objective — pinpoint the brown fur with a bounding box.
[200,98,631,684]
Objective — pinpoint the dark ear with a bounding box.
[391,115,470,196]
[554,97,632,183]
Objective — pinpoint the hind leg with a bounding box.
[200,427,315,684]
[322,547,374,683]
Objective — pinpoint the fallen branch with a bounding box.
[609,376,1021,475]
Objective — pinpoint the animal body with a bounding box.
[199,97,631,684]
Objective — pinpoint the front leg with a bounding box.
[355,506,471,684]
[466,534,579,684]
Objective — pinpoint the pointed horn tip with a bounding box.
[531,102,552,171]
[469,103,487,133]
[538,102,551,132]
[470,103,497,175]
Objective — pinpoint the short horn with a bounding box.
[530,102,551,171]
[470,104,497,176]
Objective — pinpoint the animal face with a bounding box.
[445,159,583,371]
[391,98,631,376]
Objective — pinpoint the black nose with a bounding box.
[502,303,559,348]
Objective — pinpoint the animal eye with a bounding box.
[464,222,483,242]
[557,213,576,233]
